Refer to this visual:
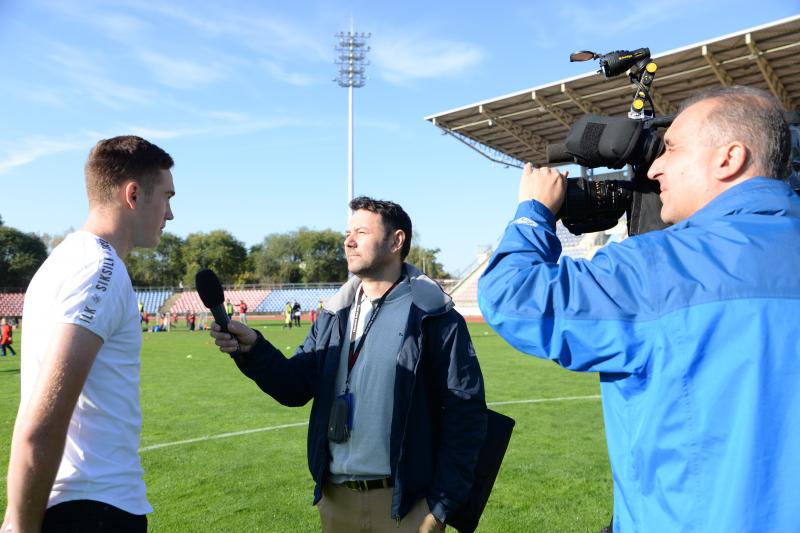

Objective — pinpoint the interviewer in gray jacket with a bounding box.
[212,196,487,532]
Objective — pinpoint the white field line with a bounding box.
[139,394,600,453]
[140,422,308,452]
[487,394,600,406]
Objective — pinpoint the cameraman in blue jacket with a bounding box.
[479,86,800,532]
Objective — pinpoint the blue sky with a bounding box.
[1,0,797,275]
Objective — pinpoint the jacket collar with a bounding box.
[671,176,800,230]
[323,263,452,315]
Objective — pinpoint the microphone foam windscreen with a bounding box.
[196,269,225,308]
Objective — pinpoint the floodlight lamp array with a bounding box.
[334,31,371,88]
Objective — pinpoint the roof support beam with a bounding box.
[649,86,677,115]
[701,45,734,86]
[531,91,574,129]
[561,84,605,115]
[478,105,547,162]
[746,33,795,110]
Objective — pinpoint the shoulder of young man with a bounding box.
[47,233,133,333]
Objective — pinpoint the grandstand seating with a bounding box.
[170,289,271,314]
[557,223,591,259]
[452,281,478,308]
[448,252,491,318]
[0,293,25,318]
[557,223,583,248]
[135,290,173,314]
[447,222,611,317]
[256,288,338,313]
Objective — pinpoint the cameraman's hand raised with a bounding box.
[518,162,568,216]
[210,320,257,354]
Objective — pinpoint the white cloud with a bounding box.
[371,33,485,84]
[557,0,697,35]
[21,87,66,108]
[33,0,330,89]
[222,12,331,62]
[110,1,330,72]
[151,117,311,138]
[260,60,316,87]
[0,136,92,174]
[46,41,152,109]
[204,110,250,122]
[90,11,148,37]
[137,50,227,89]
[80,77,152,109]
[0,115,316,174]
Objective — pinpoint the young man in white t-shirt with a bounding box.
[2,136,176,533]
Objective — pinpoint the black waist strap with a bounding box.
[338,477,393,491]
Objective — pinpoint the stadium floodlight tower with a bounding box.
[334,27,370,217]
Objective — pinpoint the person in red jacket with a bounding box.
[0,318,15,357]
[238,301,248,325]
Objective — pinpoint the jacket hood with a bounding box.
[324,263,452,315]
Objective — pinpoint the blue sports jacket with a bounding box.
[232,264,486,525]
[478,177,800,532]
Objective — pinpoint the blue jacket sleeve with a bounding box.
[478,200,662,374]
[232,324,321,407]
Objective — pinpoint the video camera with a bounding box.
[547,113,672,235]
[548,48,800,236]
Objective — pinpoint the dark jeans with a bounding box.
[42,500,147,532]
[1,344,15,356]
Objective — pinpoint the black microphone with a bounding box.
[195,269,229,333]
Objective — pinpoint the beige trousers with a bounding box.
[317,482,431,533]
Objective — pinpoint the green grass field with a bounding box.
[0,322,612,532]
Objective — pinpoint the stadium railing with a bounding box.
[0,291,25,318]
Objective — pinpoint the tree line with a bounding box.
[0,216,450,289]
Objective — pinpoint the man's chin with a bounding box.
[140,235,161,249]
[347,264,374,278]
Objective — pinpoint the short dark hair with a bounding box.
[85,135,174,205]
[680,86,791,179]
[349,196,413,259]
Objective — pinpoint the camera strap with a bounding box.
[345,274,404,387]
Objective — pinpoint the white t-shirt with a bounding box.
[20,231,151,515]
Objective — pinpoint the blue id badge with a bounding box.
[327,391,355,443]
[341,391,354,431]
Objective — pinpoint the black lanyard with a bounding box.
[346,275,404,375]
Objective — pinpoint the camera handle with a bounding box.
[628,59,659,120]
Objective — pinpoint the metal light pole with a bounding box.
[334,28,370,220]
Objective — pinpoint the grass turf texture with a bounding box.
[0,322,612,531]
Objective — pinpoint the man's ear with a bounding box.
[122,180,139,209]
[391,229,405,255]
[713,141,748,183]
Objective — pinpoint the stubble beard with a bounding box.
[347,243,396,280]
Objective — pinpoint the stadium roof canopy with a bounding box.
[425,15,800,167]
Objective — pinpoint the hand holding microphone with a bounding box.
[196,269,257,353]
[210,321,257,353]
